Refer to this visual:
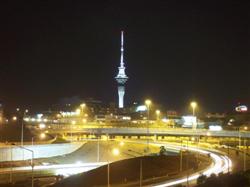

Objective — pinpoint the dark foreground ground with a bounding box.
[0,153,208,187]
[52,154,199,187]
[196,170,250,187]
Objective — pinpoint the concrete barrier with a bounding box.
[0,142,84,162]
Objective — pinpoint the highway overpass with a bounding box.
[48,127,250,138]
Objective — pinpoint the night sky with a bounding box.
[0,1,249,113]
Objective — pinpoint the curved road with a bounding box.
[151,142,232,187]
[0,140,232,187]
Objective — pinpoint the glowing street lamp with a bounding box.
[80,103,86,114]
[112,148,120,156]
[145,99,151,121]
[108,148,120,187]
[75,109,81,115]
[190,101,198,130]
[40,133,46,139]
[190,102,197,116]
[12,116,17,121]
[119,141,124,146]
[21,109,29,146]
[80,103,86,108]
[155,110,160,121]
[239,126,248,149]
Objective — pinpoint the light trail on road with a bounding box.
[151,143,232,187]
[0,162,107,177]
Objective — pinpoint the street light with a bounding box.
[155,110,160,121]
[119,141,124,146]
[21,109,29,146]
[244,138,247,171]
[190,102,197,116]
[190,102,197,130]
[80,103,86,108]
[71,121,76,142]
[107,148,120,187]
[75,109,81,115]
[145,99,152,152]
[11,144,34,187]
[80,103,86,114]
[238,126,248,149]
[12,116,17,121]
[112,148,120,156]
[238,126,248,171]
[40,133,46,139]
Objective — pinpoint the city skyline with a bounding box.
[0,2,250,186]
[0,1,248,112]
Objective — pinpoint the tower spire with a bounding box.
[120,31,124,68]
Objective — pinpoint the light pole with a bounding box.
[180,143,183,172]
[80,103,86,115]
[71,121,76,142]
[97,137,100,162]
[11,144,34,187]
[190,101,197,130]
[241,126,248,171]
[186,140,189,187]
[9,145,13,184]
[244,138,247,171]
[139,159,142,187]
[145,99,151,152]
[21,109,29,146]
[107,148,120,187]
[239,127,241,148]
[155,110,160,123]
[239,126,248,149]
[190,102,197,116]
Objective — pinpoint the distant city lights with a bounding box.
[209,125,222,131]
[235,105,248,112]
[39,123,46,129]
[182,116,197,128]
[136,105,147,112]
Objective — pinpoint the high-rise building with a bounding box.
[115,31,128,108]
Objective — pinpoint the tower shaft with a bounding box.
[118,86,125,108]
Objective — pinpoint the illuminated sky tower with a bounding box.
[115,31,128,108]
